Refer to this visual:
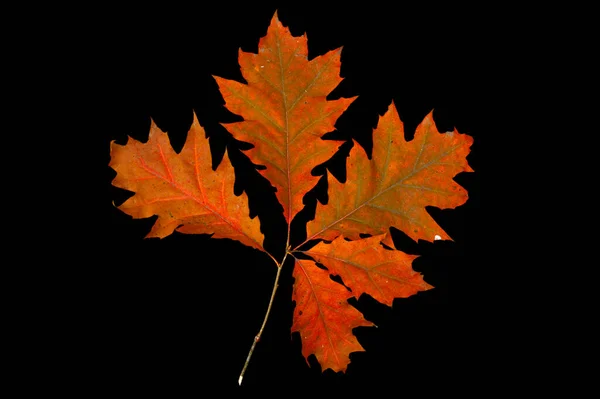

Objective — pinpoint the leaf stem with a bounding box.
[238,251,289,385]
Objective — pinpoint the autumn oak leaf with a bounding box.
[214,12,356,223]
[109,114,264,251]
[291,257,372,372]
[302,235,432,306]
[306,103,474,245]
[108,11,475,384]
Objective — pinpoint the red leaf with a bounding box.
[110,11,475,382]
[215,12,355,224]
[305,103,473,245]
[303,235,432,306]
[292,257,372,372]
[109,113,265,252]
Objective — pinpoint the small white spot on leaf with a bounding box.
[434,235,442,241]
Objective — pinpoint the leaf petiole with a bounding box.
[238,251,288,385]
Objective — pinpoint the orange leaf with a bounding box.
[305,102,473,245]
[303,235,432,306]
[292,257,372,372]
[214,13,356,223]
[109,113,264,252]
[108,11,475,381]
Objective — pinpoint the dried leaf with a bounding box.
[109,113,264,251]
[215,12,355,223]
[292,257,372,372]
[303,235,432,306]
[109,11,474,381]
[306,103,473,244]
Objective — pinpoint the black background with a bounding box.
[92,3,492,395]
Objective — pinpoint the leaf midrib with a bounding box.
[295,258,342,369]
[274,23,292,226]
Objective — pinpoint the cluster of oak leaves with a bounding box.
[109,13,473,377]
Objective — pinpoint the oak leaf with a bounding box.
[302,235,432,307]
[109,114,264,251]
[292,258,372,372]
[306,103,474,245]
[214,13,355,223]
[109,10,474,383]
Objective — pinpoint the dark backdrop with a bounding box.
[93,3,490,395]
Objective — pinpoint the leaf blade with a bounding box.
[109,113,265,252]
[292,257,372,372]
[303,235,433,306]
[215,13,355,223]
[305,103,473,245]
